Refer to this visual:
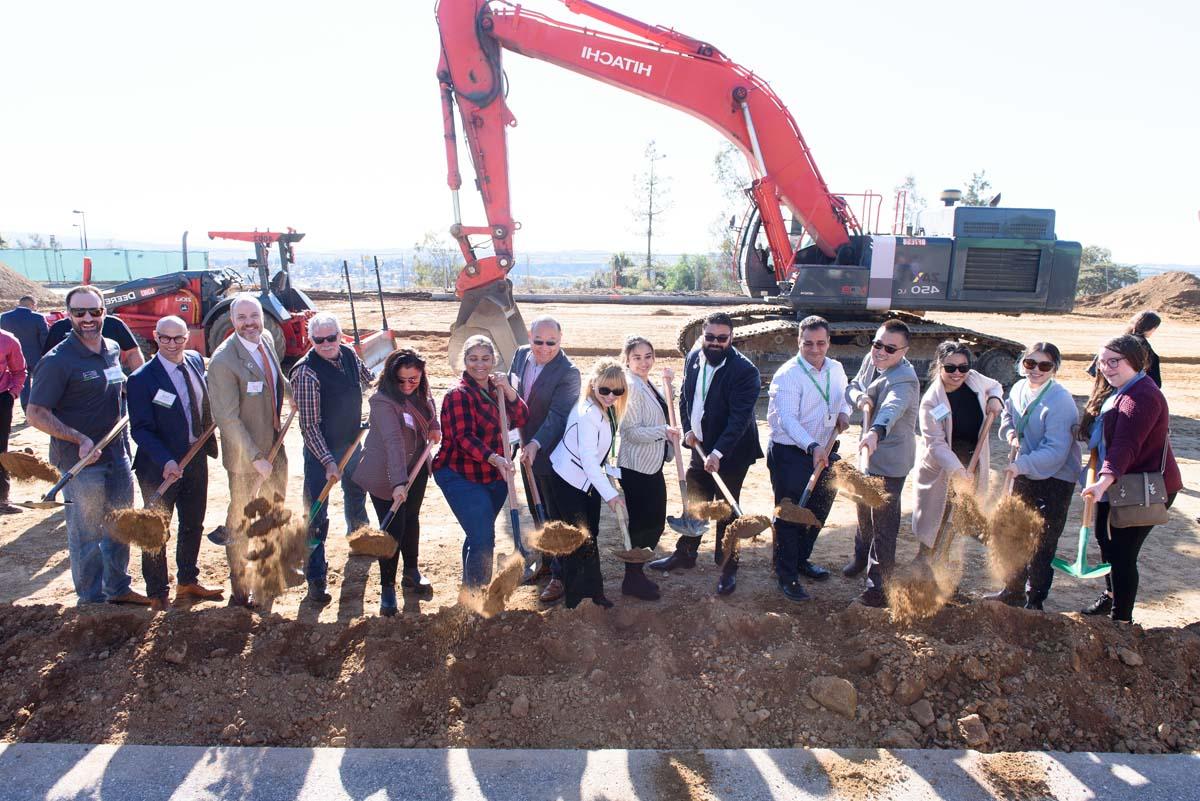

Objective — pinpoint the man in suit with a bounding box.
[207,294,292,607]
[649,312,762,595]
[128,315,223,610]
[508,316,581,603]
[0,295,48,410]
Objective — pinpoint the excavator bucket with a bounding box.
[448,281,528,373]
[353,329,398,376]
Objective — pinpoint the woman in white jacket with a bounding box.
[548,358,629,609]
[911,341,1003,555]
[617,336,681,601]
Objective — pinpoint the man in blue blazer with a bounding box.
[0,295,49,410]
[128,315,222,608]
[649,311,762,595]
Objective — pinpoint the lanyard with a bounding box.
[799,357,832,408]
[701,362,715,402]
[606,407,618,461]
[1014,379,1055,440]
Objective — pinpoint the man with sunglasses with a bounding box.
[650,312,762,596]
[507,316,580,601]
[127,315,222,609]
[844,319,920,607]
[27,285,147,606]
[289,312,374,606]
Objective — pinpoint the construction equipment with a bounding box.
[435,0,1081,382]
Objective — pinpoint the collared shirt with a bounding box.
[521,358,545,401]
[0,329,27,398]
[432,374,530,483]
[689,357,725,447]
[236,333,271,379]
[767,355,851,449]
[290,352,374,465]
[160,356,204,442]
[29,334,127,468]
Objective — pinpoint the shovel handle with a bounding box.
[41,414,131,502]
[965,411,998,475]
[797,428,840,507]
[1003,442,1020,497]
[691,443,744,517]
[1080,451,1099,528]
[315,425,370,505]
[661,374,689,499]
[496,387,519,512]
[379,443,435,530]
[857,402,874,473]
[249,407,297,498]
[615,495,633,551]
[148,422,218,505]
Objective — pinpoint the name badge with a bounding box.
[152,389,177,408]
[931,402,951,422]
[104,365,125,384]
[605,464,622,479]
[507,429,521,445]
[402,412,415,429]
[247,381,264,395]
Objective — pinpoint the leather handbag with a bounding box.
[1107,437,1170,528]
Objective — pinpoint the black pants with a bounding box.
[369,466,429,588]
[1005,476,1075,601]
[546,471,603,608]
[0,392,12,504]
[768,441,837,583]
[513,449,563,580]
[1095,494,1176,622]
[670,452,751,575]
[135,457,209,599]
[852,474,906,591]
[618,466,667,550]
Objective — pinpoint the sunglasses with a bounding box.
[69,307,104,318]
[703,333,730,343]
[156,334,187,345]
[1097,356,1126,369]
[395,375,422,385]
[596,386,625,397]
[941,363,970,374]
[311,333,339,345]
[872,340,906,354]
[532,339,558,347]
[1022,358,1056,373]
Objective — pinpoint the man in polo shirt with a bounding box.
[27,285,147,606]
[289,312,372,606]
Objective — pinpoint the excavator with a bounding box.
[435,0,1082,383]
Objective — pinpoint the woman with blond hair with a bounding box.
[548,358,629,608]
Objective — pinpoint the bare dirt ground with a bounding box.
[1,300,1198,754]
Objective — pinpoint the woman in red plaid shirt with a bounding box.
[433,335,529,587]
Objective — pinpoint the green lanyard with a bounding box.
[606,407,618,461]
[701,362,715,402]
[1015,379,1054,440]
[799,357,831,409]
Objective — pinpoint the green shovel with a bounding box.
[1052,452,1111,578]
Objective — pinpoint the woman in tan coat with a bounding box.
[911,341,1003,553]
[352,348,440,616]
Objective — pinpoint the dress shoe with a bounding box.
[108,590,151,606]
[855,588,886,608]
[1082,593,1113,616]
[176,582,224,600]
[621,563,661,601]
[304,584,332,605]
[983,588,1024,607]
[401,570,433,595]
[149,597,168,612]
[0,503,23,515]
[227,594,256,609]
[841,557,867,578]
[799,561,831,581]
[716,572,737,596]
[591,595,614,609]
[779,580,811,602]
[1023,599,1044,611]
[379,586,398,617]
[648,551,696,573]
[539,578,565,604]
[206,526,231,546]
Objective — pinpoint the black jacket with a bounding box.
[679,346,763,468]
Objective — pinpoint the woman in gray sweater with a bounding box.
[992,342,1082,609]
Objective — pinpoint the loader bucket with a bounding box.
[1051,524,1111,578]
[354,329,398,376]
[448,295,528,373]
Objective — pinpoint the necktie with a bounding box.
[257,342,279,431]
[178,363,201,442]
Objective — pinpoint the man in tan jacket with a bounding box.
[207,294,293,606]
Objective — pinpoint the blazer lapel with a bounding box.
[232,336,266,381]
[149,355,189,424]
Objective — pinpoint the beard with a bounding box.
[702,345,728,366]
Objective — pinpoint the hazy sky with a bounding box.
[3,0,1197,265]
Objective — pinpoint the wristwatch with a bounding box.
[807,441,820,456]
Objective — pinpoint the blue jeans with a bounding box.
[62,456,135,603]
[303,446,368,586]
[434,466,507,588]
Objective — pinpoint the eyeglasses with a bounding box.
[1097,356,1126,369]
[156,334,187,345]
[69,307,104,318]
[941,363,970,374]
[872,340,906,354]
[703,333,730,343]
[1022,358,1056,373]
[312,334,339,345]
[532,339,558,347]
[596,386,625,397]
[395,375,422,385]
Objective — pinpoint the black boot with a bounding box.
[983,587,1024,607]
[621,562,661,601]
[842,556,868,577]
[648,541,697,572]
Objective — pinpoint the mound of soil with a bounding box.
[2,599,1197,752]
[0,262,61,309]
[1076,271,1200,322]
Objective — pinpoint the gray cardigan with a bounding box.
[846,354,920,478]
[998,379,1081,483]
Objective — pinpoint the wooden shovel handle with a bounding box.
[149,422,217,501]
[66,415,131,478]
[249,407,297,498]
[1081,451,1099,528]
[799,428,841,502]
[857,402,874,472]
[965,411,998,475]
[691,443,743,517]
[495,385,519,511]
[314,425,370,506]
[382,442,436,524]
[661,374,688,488]
[1003,442,1020,496]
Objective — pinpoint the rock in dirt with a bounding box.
[880,726,920,748]
[510,694,530,718]
[893,676,926,706]
[910,699,936,728]
[1117,647,1144,667]
[957,713,989,748]
[808,676,857,719]
[961,656,989,681]
[163,643,187,665]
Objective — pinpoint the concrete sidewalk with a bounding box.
[0,743,1195,800]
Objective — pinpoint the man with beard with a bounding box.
[207,294,292,607]
[648,312,762,595]
[27,285,146,605]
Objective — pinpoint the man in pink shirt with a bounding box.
[0,328,28,514]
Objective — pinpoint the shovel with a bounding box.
[207,408,296,545]
[857,401,874,473]
[610,486,655,563]
[143,423,218,507]
[378,443,435,531]
[307,423,370,526]
[1052,452,1111,578]
[521,461,548,526]
[692,443,772,540]
[495,383,523,557]
[777,429,840,528]
[663,373,706,537]
[928,410,996,565]
[20,415,130,509]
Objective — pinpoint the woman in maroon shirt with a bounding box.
[1079,334,1182,623]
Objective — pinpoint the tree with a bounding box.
[411,231,458,289]
[609,252,635,288]
[16,233,47,249]
[0,230,8,249]
[1075,244,1139,296]
[894,174,926,233]
[962,171,992,206]
[632,140,671,284]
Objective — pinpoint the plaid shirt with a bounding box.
[433,373,529,483]
[290,353,374,465]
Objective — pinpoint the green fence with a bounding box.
[0,248,208,284]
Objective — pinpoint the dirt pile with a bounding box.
[2,598,1198,752]
[1076,271,1200,322]
[0,262,61,309]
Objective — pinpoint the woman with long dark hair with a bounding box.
[1126,310,1162,387]
[1078,334,1181,623]
[992,342,1081,609]
[353,348,441,615]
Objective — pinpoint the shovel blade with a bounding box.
[667,514,707,537]
[18,501,67,510]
